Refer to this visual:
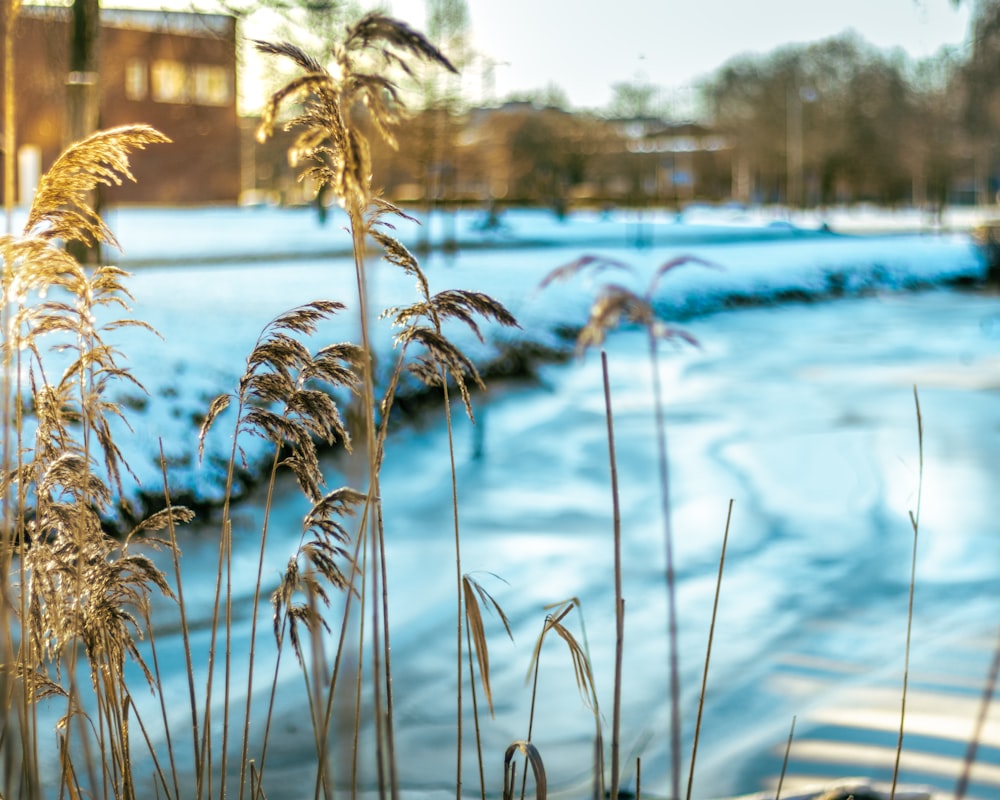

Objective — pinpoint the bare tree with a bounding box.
[608,78,666,120]
[961,0,1000,204]
[703,34,924,207]
[389,0,469,249]
[67,0,99,143]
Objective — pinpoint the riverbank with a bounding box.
[6,201,992,530]
[16,205,1000,799]
[94,203,998,266]
[136,290,1000,800]
[95,208,983,516]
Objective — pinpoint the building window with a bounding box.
[192,64,230,106]
[125,58,147,101]
[151,59,189,103]
[150,60,231,106]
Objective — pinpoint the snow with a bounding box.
[10,204,1000,799]
[7,202,989,513]
[74,203,986,510]
[96,202,995,265]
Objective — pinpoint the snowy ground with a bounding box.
[20,202,985,512]
[93,202,997,266]
[11,204,1000,799]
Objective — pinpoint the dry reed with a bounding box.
[255,16,517,800]
[539,253,709,798]
[1,10,960,800]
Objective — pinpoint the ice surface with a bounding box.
[47,204,986,508]
[11,205,1000,799]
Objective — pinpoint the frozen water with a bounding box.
[12,205,1000,799]
[83,205,989,508]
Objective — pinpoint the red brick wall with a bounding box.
[1,6,240,205]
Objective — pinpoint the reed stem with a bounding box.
[775,716,796,800]
[685,499,733,800]
[954,626,1000,800]
[890,386,923,800]
[601,350,624,800]
[647,329,682,800]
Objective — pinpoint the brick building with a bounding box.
[2,5,240,205]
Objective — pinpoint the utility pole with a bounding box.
[786,82,815,209]
[66,0,100,261]
[786,81,802,209]
[67,0,99,143]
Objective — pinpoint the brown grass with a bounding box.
[1,10,972,800]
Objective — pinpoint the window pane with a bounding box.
[125,58,147,101]
[151,60,188,103]
[193,64,231,106]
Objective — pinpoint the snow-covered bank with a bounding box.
[19,206,1000,799]
[150,290,1000,800]
[96,203,997,266]
[81,207,986,515]
[7,205,988,516]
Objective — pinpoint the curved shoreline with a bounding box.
[121,270,989,531]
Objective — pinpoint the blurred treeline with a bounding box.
[702,7,1000,210]
[248,2,1000,211]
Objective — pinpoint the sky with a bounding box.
[383,0,975,111]
[111,0,977,113]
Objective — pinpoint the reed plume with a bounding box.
[540,253,710,800]
[25,125,169,248]
[0,125,194,800]
[197,301,361,798]
[256,19,515,800]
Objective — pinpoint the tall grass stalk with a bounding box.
[1,2,31,795]
[255,21,519,800]
[464,573,513,799]
[369,210,515,796]
[646,302,681,800]
[601,350,625,800]
[442,373,466,798]
[254,23,458,797]
[348,197,392,800]
[352,522,370,796]
[313,499,371,800]
[466,604,486,798]
[377,229,516,796]
[198,332,249,799]
[637,257,709,800]
[954,626,1000,800]
[390,276,516,798]
[775,716,796,800]
[685,499,733,800]
[890,385,923,800]
[0,124,192,800]
[205,305,361,799]
[237,446,282,798]
[158,441,198,795]
[539,254,707,799]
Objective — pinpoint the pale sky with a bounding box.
[111,0,977,113]
[385,0,974,111]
